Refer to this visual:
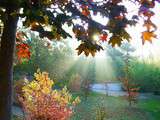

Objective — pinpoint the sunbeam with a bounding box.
[95,51,116,83]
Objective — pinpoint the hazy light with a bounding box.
[95,53,116,82]
[93,33,100,42]
[95,50,106,59]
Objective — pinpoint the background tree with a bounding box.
[107,42,135,79]
[107,42,160,94]
[107,42,139,106]
[122,48,139,107]
[129,61,160,94]
[14,31,73,82]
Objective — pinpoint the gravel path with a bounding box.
[90,83,160,99]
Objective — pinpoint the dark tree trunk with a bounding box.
[0,7,18,120]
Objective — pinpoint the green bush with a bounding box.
[129,61,160,93]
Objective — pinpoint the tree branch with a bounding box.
[65,2,109,30]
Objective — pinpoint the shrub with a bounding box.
[129,62,160,93]
[95,97,107,120]
[19,70,80,120]
[14,78,28,106]
[68,74,81,92]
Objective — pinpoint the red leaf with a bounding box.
[16,43,31,62]
[82,9,90,16]
[100,33,108,42]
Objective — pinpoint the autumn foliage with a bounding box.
[100,32,108,42]
[18,70,80,120]
[81,5,90,16]
[122,78,139,106]
[9,0,160,58]
[139,0,157,44]
[16,31,31,62]
[16,43,31,62]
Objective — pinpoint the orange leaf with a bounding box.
[82,9,90,16]
[142,31,156,44]
[16,43,31,62]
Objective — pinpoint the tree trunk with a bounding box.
[0,7,18,120]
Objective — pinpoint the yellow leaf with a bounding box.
[44,15,49,25]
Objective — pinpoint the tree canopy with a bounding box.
[1,0,159,57]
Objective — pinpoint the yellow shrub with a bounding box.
[20,69,80,120]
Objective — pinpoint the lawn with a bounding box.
[70,92,160,120]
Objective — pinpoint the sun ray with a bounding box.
[95,51,116,83]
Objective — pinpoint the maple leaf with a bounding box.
[81,5,90,16]
[76,42,103,56]
[108,35,123,47]
[141,31,157,44]
[119,29,131,40]
[100,33,108,42]
[76,43,85,55]
[82,9,90,16]
[84,49,90,56]
[90,50,96,57]
[143,20,157,31]
[16,43,31,63]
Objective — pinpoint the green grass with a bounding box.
[71,92,160,120]
[138,99,160,120]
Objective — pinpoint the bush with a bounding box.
[129,61,160,93]
[19,70,80,120]
[95,97,107,120]
[68,74,82,92]
[13,78,28,106]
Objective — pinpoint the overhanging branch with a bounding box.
[65,2,109,30]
